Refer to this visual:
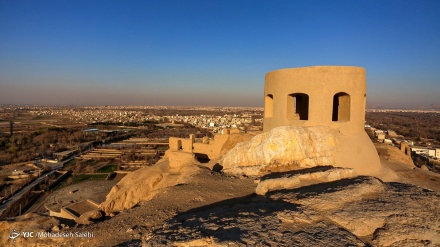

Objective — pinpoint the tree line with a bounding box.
[366,112,440,146]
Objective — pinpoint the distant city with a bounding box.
[0,105,263,134]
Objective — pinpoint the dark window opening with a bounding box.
[332,92,350,121]
[287,93,309,120]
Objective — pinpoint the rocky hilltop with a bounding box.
[1,127,439,247]
[144,176,439,246]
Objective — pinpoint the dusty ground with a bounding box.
[1,143,439,246]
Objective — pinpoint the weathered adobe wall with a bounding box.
[193,134,230,159]
[168,138,180,151]
[181,139,193,153]
[169,132,232,160]
[169,137,194,153]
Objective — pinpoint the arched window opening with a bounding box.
[265,94,274,118]
[287,93,309,120]
[177,140,183,150]
[332,92,350,121]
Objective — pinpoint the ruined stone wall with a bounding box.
[169,132,233,160]
[400,142,412,157]
[193,134,230,159]
[169,135,194,153]
[181,139,193,153]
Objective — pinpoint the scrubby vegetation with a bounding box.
[72,174,108,184]
[366,112,440,145]
[97,164,118,173]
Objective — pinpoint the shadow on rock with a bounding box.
[143,193,367,246]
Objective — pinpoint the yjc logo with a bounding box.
[22,231,35,237]
[9,229,20,242]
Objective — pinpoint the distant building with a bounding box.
[384,139,393,145]
[374,130,384,135]
[377,133,385,142]
[411,147,440,159]
[404,140,414,146]
[53,149,78,161]
[40,159,63,170]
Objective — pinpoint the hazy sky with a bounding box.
[1,0,439,108]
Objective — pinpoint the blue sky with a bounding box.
[0,0,439,108]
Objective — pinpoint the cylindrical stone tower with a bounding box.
[263,66,380,175]
[264,66,366,133]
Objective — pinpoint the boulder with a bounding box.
[76,210,104,225]
[221,126,339,177]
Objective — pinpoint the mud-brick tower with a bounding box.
[263,66,380,174]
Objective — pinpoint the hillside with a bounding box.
[1,143,439,246]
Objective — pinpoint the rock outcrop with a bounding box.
[255,167,358,195]
[221,126,340,176]
[100,158,199,214]
[143,176,440,246]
